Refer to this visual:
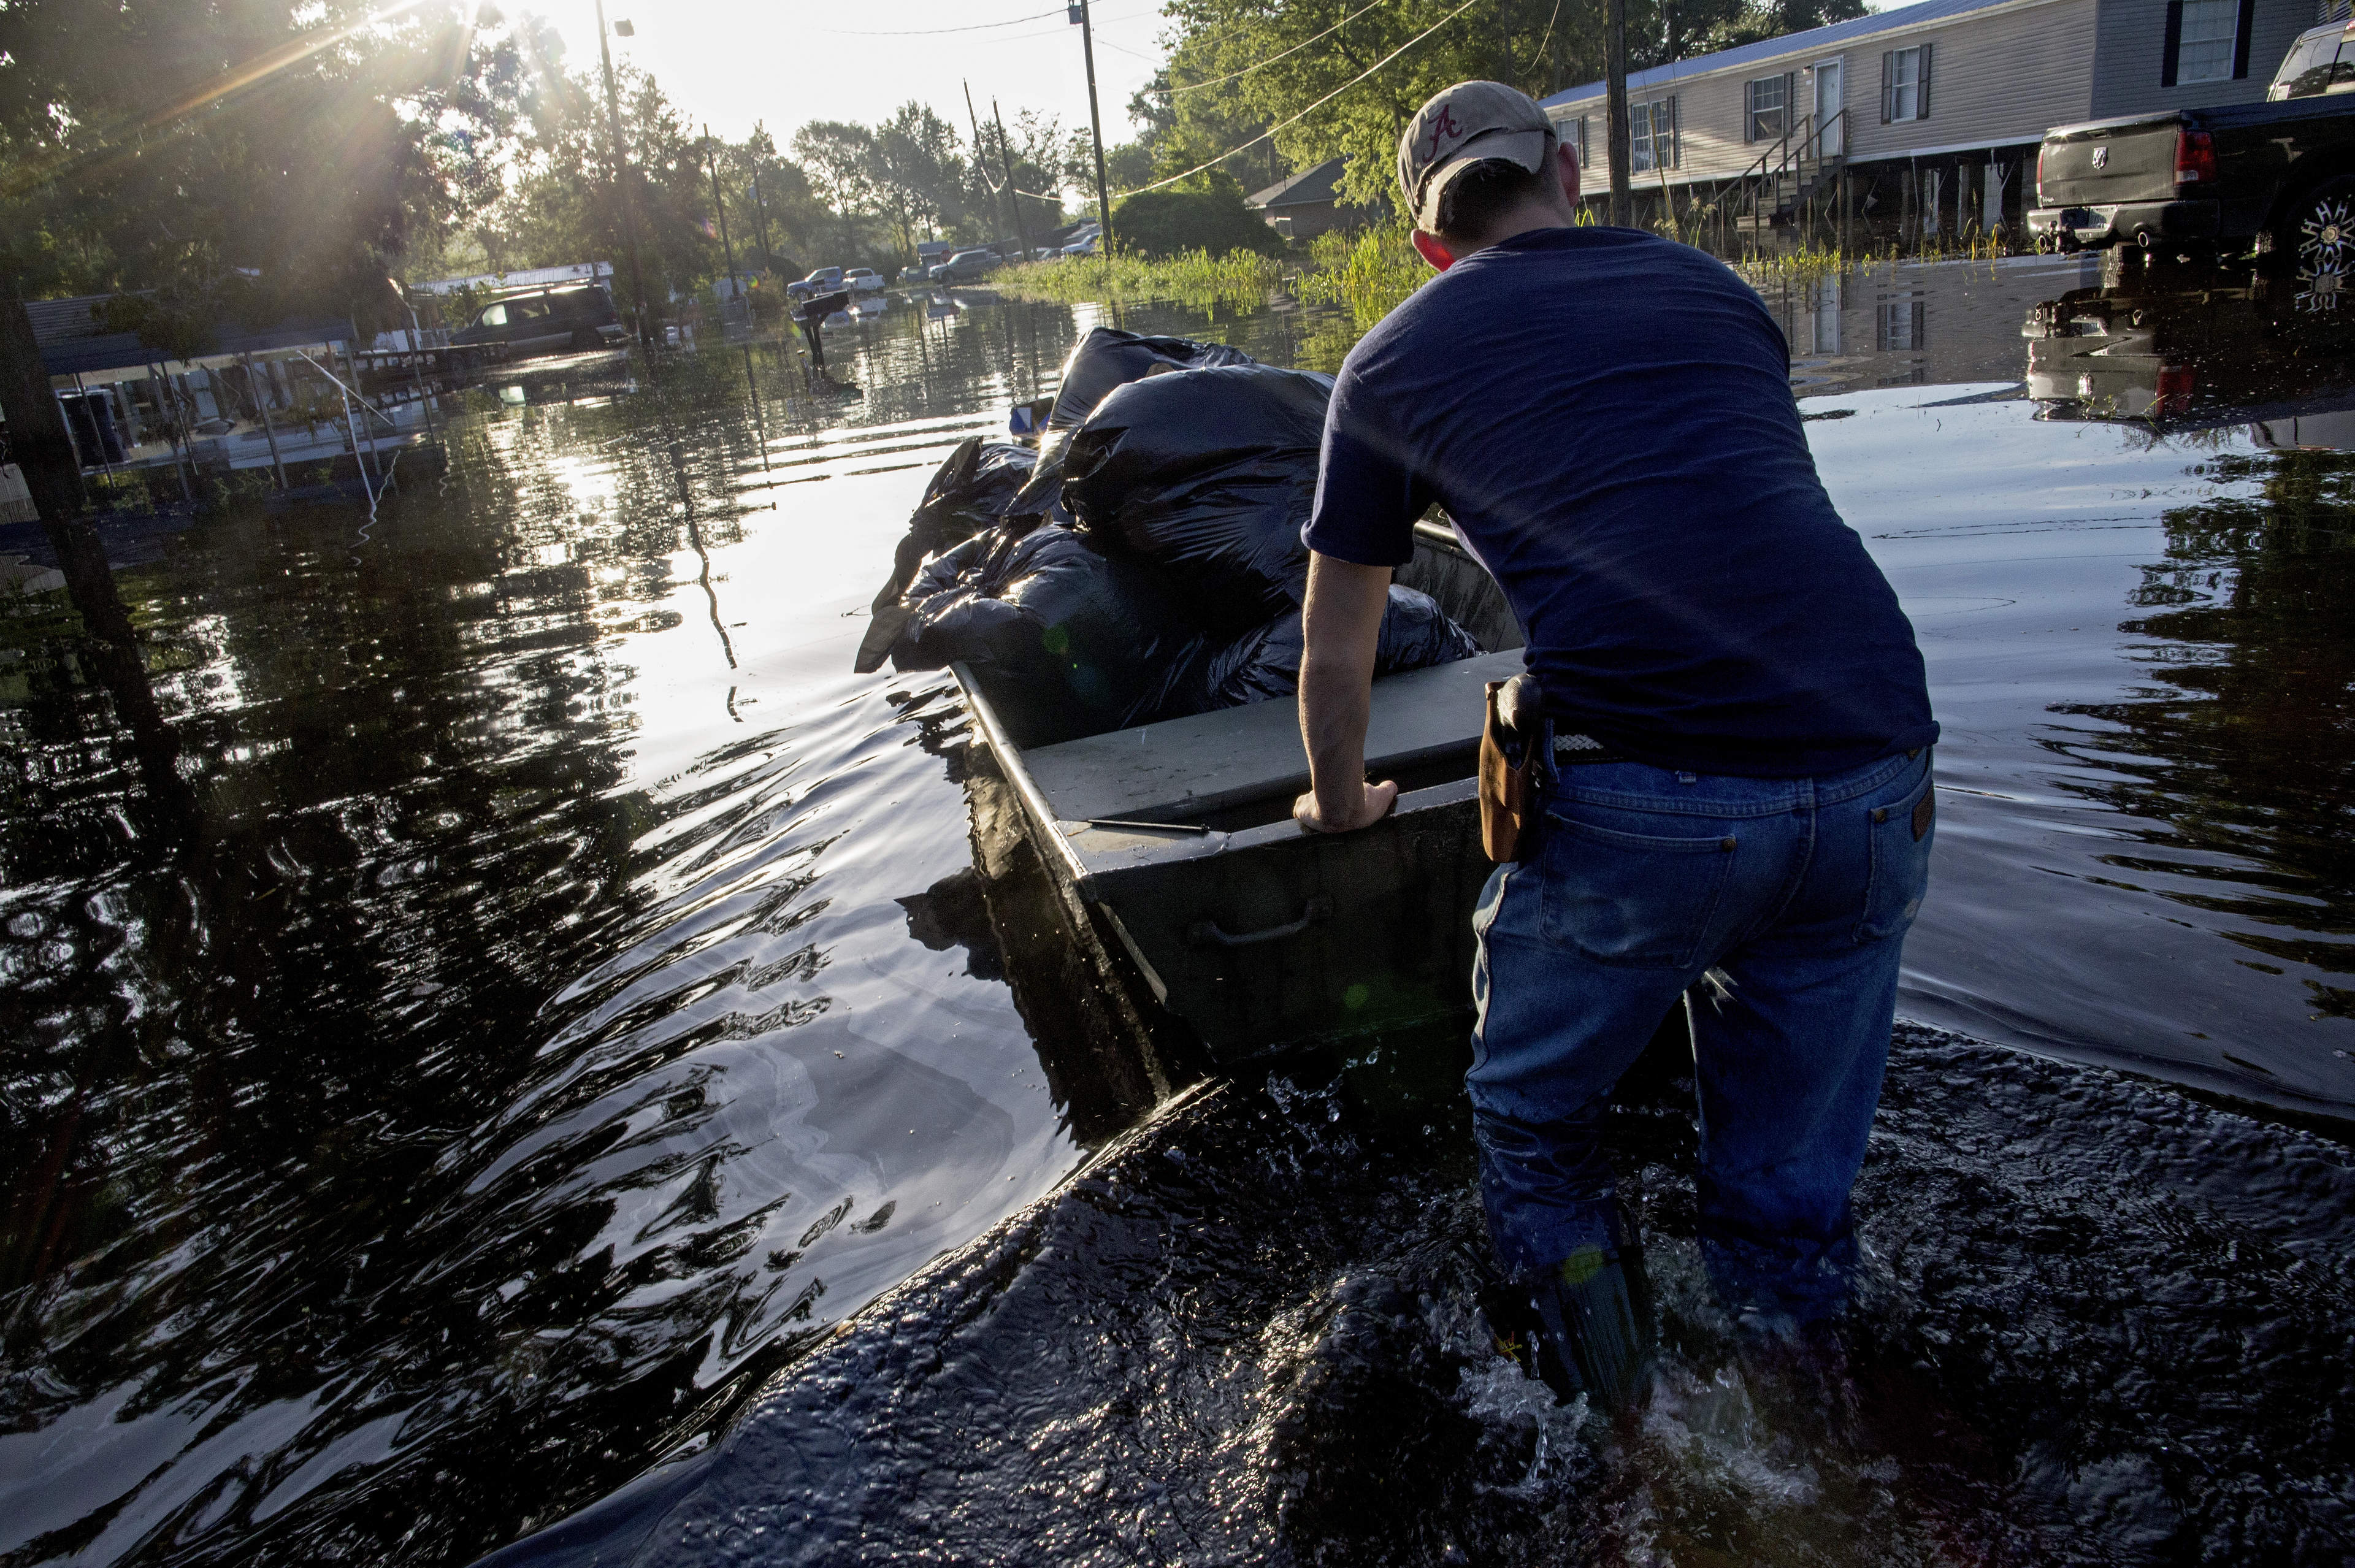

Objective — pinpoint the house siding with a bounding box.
[1846,0,2097,156]
[2088,0,2316,118]
[1545,0,2099,183]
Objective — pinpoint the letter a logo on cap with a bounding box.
[1425,104,1462,160]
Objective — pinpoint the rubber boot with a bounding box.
[1527,1234,1655,1415]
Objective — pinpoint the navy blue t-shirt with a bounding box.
[1306,226,1936,778]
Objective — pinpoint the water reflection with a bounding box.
[4,265,2355,1567]
[0,307,1129,1565]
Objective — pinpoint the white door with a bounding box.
[1815,58,1844,156]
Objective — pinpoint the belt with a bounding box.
[1551,730,1628,765]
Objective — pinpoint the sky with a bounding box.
[528,0,1176,158]
[524,0,1917,182]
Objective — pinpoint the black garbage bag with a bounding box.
[1059,364,1335,637]
[1193,585,1483,710]
[855,437,1039,673]
[891,522,1209,746]
[1009,328,1256,516]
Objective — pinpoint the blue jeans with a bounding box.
[1469,746,1935,1318]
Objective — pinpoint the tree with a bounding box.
[0,0,538,336]
[871,102,969,262]
[1112,174,1285,259]
[792,120,877,259]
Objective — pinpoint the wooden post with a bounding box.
[0,285,88,530]
[1604,0,1633,228]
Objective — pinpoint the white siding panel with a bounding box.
[1847,0,2097,157]
[1547,0,2101,181]
[2089,0,2315,119]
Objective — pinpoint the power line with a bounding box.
[1121,0,1484,197]
[813,7,1061,37]
[1161,0,1387,97]
[812,3,1158,38]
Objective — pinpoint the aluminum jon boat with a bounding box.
[957,521,1523,1065]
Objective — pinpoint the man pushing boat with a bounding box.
[1292,80,1938,1412]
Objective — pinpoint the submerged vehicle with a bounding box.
[451,283,624,358]
[958,521,1523,1063]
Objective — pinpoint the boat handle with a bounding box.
[1188,893,1333,949]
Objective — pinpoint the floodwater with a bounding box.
[1,254,2351,1567]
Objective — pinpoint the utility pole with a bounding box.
[751,161,775,275]
[1071,0,1116,254]
[1604,0,1633,227]
[993,99,1034,262]
[964,81,1012,256]
[704,124,742,312]
[594,0,653,345]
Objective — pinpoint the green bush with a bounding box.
[1111,180,1285,261]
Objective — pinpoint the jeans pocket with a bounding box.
[1855,767,1936,944]
[1539,811,1739,968]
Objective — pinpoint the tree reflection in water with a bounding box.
[0,331,1057,1563]
[2056,446,2355,1030]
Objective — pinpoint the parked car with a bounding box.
[452,284,624,358]
[933,248,1001,284]
[2028,18,2355,314]
[787,266,846,304]
[843,267,883,292]
[1061,233,1101,257]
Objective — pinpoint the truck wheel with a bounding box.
[2286,175,2355,317]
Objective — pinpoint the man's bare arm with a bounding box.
[1293,552,1400,833]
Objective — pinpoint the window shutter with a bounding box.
[1881,52,1895,123]
[1787,72,1798,139]
[1917,41,1933,118]
[1745,80,1756,143]
[2232,0,2256,78]
[2161,0,2183,87]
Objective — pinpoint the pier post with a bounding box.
[241,354,288,489]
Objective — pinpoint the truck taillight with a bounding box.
[2176,129,2216,185]
[2036,143,2048,201]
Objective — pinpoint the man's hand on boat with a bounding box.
[1293,776,1399,833]
[1293,554,1400,834]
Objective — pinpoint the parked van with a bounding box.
[453,285,624,358]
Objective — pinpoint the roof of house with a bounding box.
[25,294,358,375]
[1247,158,1344,210]
[1540,0,2033,109]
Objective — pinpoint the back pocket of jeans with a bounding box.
[1854,770,1936,944]
[1538,812,1739,969]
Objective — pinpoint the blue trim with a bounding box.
[1538,0,2026,109]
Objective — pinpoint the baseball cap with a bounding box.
[1397,80,1558,232]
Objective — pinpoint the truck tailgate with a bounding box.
[2039,115,2183,207]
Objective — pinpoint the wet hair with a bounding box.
[1432,151,1552,244]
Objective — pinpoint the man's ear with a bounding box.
[1410,229,1457,272]
[1555,142,1582,210]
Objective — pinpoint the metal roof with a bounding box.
[1247,158,1344,210]
[1540,0,2037,109]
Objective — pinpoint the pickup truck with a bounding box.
[2029,18,2355,313]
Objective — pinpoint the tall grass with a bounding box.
[994,248,1287,312]
[1293,225,1427,328]
[992,221,2021,347]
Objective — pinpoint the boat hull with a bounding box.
[956,523,1522,1064]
